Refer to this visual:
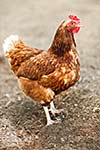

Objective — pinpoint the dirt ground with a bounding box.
[0,0,100,149]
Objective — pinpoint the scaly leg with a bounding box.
[43,106,56,126]
[49,101,63,116]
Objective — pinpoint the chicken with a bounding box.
[3,15,81,125]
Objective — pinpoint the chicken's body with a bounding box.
[3,15,81,125]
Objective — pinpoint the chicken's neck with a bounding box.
[49,29,76,56]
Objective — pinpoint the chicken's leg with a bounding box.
[43,106,56,126]
[49,101,63,116]
[43,105,61,126]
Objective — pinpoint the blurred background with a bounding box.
[0,0,100,69]
[0,0,100,150]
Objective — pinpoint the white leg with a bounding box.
[49,101,63,116]
[43,106,55,126]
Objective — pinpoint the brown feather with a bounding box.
[5,20,80,106]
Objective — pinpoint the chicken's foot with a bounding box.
[49,101,63,116]
[43,106,60,126]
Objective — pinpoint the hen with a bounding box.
[3,15,81,125]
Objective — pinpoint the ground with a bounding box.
[0,0,100,149]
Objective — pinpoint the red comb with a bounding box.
[69,15,80,23]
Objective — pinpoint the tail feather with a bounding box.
[3,35,20,54]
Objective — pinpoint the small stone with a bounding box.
[83,117,85,120]
[61,137,65,143]
[54,144,57,147]
[35,135,39,139]
[93,107,100,113]
[5,93,10,98]
[18,96,21,101]
[74,103,78,107]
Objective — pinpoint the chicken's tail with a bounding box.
[3,35,20,54]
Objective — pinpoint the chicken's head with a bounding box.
[64,15,81,34]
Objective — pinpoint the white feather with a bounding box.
[3,35,20,54]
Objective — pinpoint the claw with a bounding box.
[46,119,60,126]
[43,105,61,126]
[49,101,63,116]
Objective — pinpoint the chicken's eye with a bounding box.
[71,21,75,25]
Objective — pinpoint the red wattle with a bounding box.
[72,27,80,34]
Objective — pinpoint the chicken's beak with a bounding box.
[77,24,84,27]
